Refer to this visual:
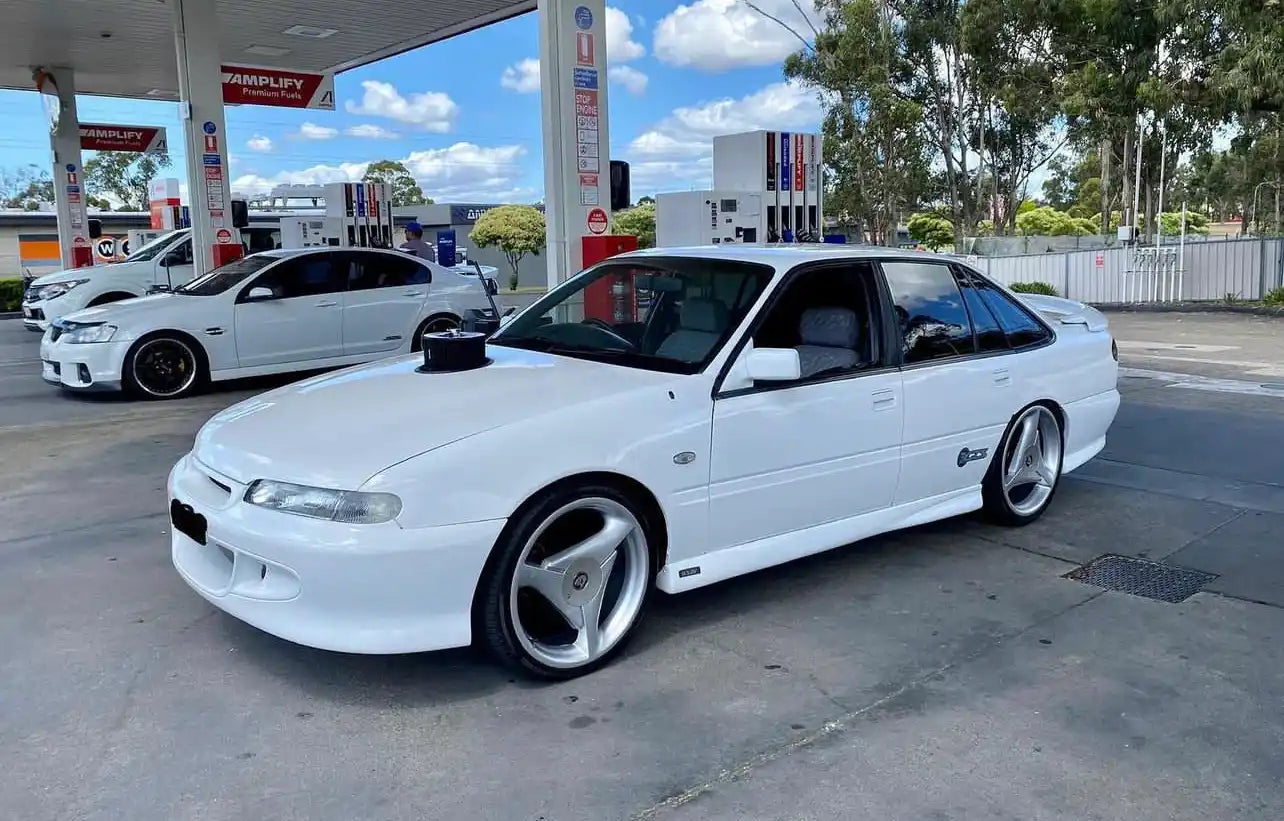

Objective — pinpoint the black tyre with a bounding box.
[410,314,461,352]
[981,403,1064,526]
[477,481,657,679]
[122,334,206,400]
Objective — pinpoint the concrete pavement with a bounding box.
[1,311,1281,821]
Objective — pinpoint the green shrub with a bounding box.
[1264,287,1284,306]
[1009,281,1059,297]
[0,278,22,312]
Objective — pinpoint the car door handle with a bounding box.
[315,300,338,308]
[871,388,897,410]
[993,368,1011,386]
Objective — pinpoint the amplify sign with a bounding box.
[220,64,335,109]
[79,124,168,153]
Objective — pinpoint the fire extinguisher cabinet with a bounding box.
[581,235,638,324]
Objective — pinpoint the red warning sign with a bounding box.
[1095,251,1105,268]
[215,228,233,244]
[587,207,608,235]
[576,32,595,66]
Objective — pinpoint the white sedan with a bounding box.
[169,246,1120,679]
[39,247,495,399]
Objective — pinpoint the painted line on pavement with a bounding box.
[1120,367,1284,398]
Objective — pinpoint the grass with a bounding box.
[1008,281,1060,297]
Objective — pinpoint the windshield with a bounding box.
[490,257,774,373]
[174,254,278,296]
[125,231,186,262]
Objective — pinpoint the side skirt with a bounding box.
[656,487,983,594]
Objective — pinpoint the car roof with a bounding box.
[622,244,961,270]
[252,247,426,261]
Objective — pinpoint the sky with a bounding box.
[0,0,827,206]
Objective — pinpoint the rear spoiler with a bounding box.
[1013,293,1109,333]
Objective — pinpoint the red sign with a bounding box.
[1095,251,1105,268]
[221,64,335,109]
[794,134,805,191]
[204,134,218,152]
[73,236,87,246]
[574,89,599,118]
[576,32,595,66]
[79,123,168,153]
[215,228,233,244]
[587,208,609,235]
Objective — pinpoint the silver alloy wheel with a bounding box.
[510,497,649,670]
[1002,405,1063,516]
[132,337,198,398]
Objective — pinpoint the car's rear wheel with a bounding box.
[410,314,460,352]
[982,403,1063,526]
[123,334,205,400]
[478,484,654,679]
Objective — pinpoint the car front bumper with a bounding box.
[21,303,49,332]
[38,332,128,392]
[168,453,506,654]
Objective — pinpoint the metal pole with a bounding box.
[1178,201,1186,301]
[1133,119,1144,237]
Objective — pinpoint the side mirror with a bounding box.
[745,348,801,382]
[246,286,275,301]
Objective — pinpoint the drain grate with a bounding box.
[1064,554,1217,603]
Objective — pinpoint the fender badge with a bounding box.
[678,566,701,578]
[957,447,989,467]
[673,451,696,465]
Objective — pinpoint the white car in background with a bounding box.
[40,247,495,399]
[21,227,274,331]
[168,245,1120,679]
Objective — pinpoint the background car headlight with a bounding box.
[36,279,90,301]
[63,323,118,344]
[244,479,402,524]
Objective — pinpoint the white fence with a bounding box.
[965,238,1284,303]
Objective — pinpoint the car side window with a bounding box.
[881,261,977,364]
[347,254,431,290]
[974,277,1053,348]
[246,255,340,300]
[953,267,1008,353]
[171,239,194,264]
[751,262,882,380]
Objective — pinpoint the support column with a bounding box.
[172,0,237,277]
[538,0,612,289]
[40,67,91,270]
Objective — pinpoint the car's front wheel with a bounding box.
[982,403,1063,526]
[123,334,205,400]
[477,483,655,679]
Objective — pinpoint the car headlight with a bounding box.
[36,279,90,301]
[244,479,402,524]
[63,323,118,344]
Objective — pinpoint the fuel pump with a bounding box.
[322,182,393,248]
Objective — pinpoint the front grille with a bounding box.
[1064,554,1216,603]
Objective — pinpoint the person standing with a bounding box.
[398,222,436,262]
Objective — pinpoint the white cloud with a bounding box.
[653,0,820,72]
[500,6,643,94]
[230,142,531,202]
[500,58,542,94]
[605,6,645,62]
[609,65,649,96]
[347,124,400,140]
[246,135,272,152]
[297,122,338,140]
[623,80,821,193]
[344,80,458,132]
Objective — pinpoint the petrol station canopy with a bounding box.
[0,0,535,99]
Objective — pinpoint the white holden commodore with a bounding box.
[38,247,495,399]
[169,246,1120,679]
